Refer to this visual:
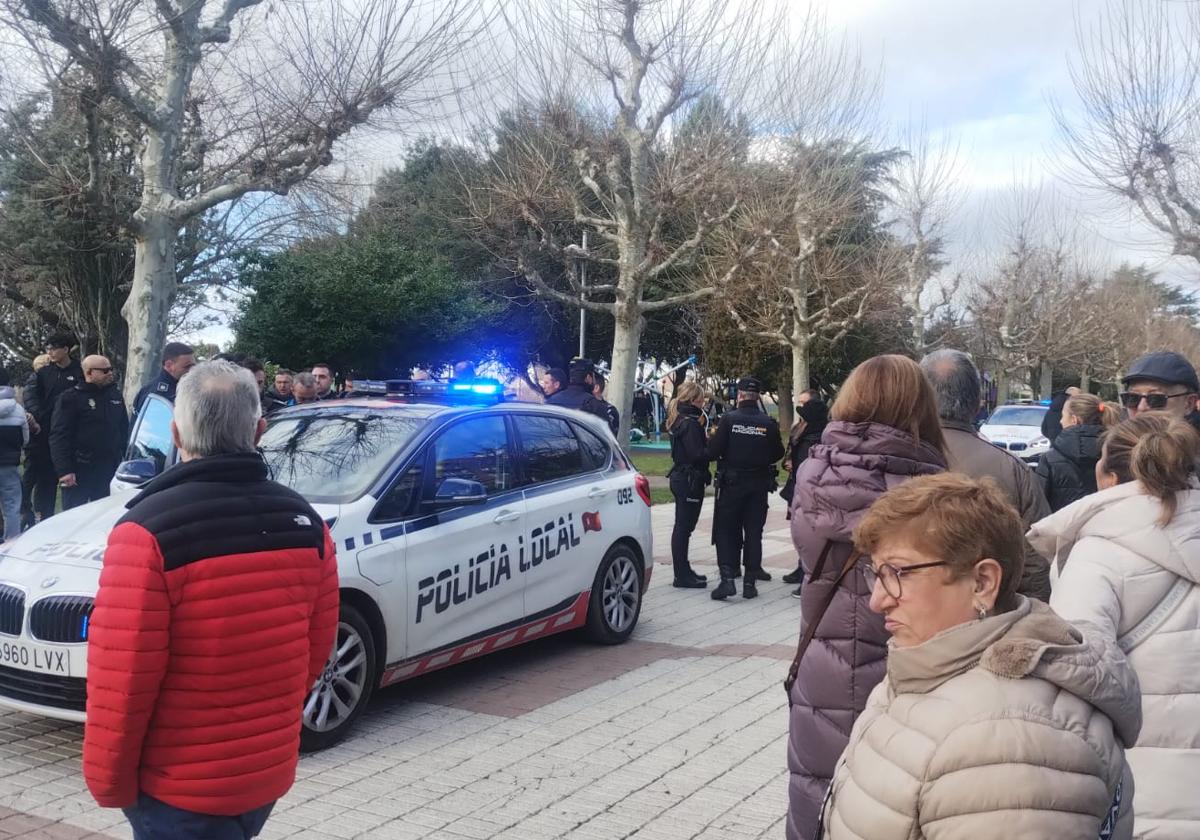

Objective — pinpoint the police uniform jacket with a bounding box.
[134,369,179,412]
[669,403,709,470]
[706,400,784,477]
[50,382,130,477]
[547,384,615,431]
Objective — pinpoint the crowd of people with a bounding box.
[661,347,1200,840]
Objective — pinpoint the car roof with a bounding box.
[270,398,615,435]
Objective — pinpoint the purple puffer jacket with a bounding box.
[785,421,946,840]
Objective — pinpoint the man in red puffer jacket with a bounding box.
[83,360,339,840]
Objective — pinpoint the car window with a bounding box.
[574,423,610,471]
[261,410,425,504]
[374,463,423,521]
[431,416,512,495]
[127,397,174,475]
[987,406,1047,427]
[516,414,585,484]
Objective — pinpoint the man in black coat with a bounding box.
[706,376,785,601]
[51,355,129,510]
[134,341,195,412]
[21,333,84,525]
[1041,386,1080,443]
[547,359,617,432]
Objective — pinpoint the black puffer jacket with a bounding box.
[1035,423,1104,512]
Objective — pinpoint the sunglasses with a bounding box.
[862,559,953,599]
[1118,391,1193,410]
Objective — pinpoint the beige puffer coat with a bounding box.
[1030,482,1200,840]
[819,598,1142,840]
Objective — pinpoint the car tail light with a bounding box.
[634,474,652,507]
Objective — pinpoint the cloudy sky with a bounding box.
[811,0,1195,285]
[197,0,1198,346]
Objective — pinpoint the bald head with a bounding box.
[920,349,981,425]
[82,355,114,387]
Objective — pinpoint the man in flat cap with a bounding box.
[706,377,785,601]
[1120,351,1200,432]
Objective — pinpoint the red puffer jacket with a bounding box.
[83,453,339,816]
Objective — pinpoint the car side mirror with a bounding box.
[428,478,487,508]
[115,458,158,486]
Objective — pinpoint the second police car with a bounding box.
[0,380,654,750]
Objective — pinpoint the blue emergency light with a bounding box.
[348,378,504,403]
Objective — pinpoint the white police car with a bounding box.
[979,402,1051,465]
[0,381,654,750]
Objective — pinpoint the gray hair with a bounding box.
[919,349,981,425]
[293,371,317,388]
[174,360,262,456]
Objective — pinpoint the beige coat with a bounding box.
[1031,482,1200,840]
[820,598,1141,840]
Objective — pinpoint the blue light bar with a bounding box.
[348,378,504,403]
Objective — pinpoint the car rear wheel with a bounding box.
[300,604,376,752]
[585,543,643,644]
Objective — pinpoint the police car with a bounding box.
[0,380,654,750]
[978,402,1051,465]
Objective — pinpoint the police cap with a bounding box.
[736,376,762,394]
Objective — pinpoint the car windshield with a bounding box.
[260,408,428,504]
[987,406,1047,427]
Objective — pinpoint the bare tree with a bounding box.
[1056,0,1200,263]
[4,0,481,404]
[467,0,794,446]
[889,122,962,353]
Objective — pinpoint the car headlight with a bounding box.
[1029,436,1049,448]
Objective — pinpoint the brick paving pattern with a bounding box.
[0,496,801,839]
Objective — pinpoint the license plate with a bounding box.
[0,639,70,676]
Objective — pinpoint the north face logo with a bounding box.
[293,514,312,527]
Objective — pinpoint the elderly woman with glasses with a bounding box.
[816,473,1141,840]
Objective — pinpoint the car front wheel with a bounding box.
[585,543,643,644]
[300,603,377,752]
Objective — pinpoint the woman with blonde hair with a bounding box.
[666,379,710,588]
[1031,413,1200,839]
[1035,392,1120,511]
[786,355,947,840]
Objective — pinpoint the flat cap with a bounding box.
[1122,351,1199,392]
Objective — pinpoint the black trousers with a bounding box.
[20,445,58,521]
[61,465,114,510]
[669,471,704,577]
[713,484,770,580]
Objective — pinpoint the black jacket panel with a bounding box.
[50,382,129,477]
[1034,423,1103,512]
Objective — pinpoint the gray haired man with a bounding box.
[920,349,1052,601]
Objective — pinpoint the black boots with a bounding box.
[743,579,758,599]
[782,568,803,585]
[753,569,772,582]
[711,578,737,600]
[673,574,707,589]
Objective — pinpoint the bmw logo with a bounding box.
[41,576,59,589]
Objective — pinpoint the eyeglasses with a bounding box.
[862,559,953,599]
[86,367,112,374]
[1119,391,1193,410]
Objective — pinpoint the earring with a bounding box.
[976,604,988,620]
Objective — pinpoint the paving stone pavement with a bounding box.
[0,495,802,839]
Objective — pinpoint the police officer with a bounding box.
[590,373,621,436]
[547,358,618,433]
[134,341,195,412]
[706,376,784,600]
[50,355,129,509]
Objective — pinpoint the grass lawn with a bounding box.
[629,449,673,477]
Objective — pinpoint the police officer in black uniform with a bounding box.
[547,358,618,433]
[590,372,621,436]
[706,376,785,600]
[134,341,195,412]
[21,333,83,526]
[50,355,129,509]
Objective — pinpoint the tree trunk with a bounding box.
[1038,359,1053,400]
[122,214,178,407]
[790,341,810,401]
[996,373,1011,404]
[607,304,643,452]
[1080,367,1091,392]
[777,378,794,439]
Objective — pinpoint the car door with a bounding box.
[112,394,176,491]
[512,413,620,618]
[401,413,527,657]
